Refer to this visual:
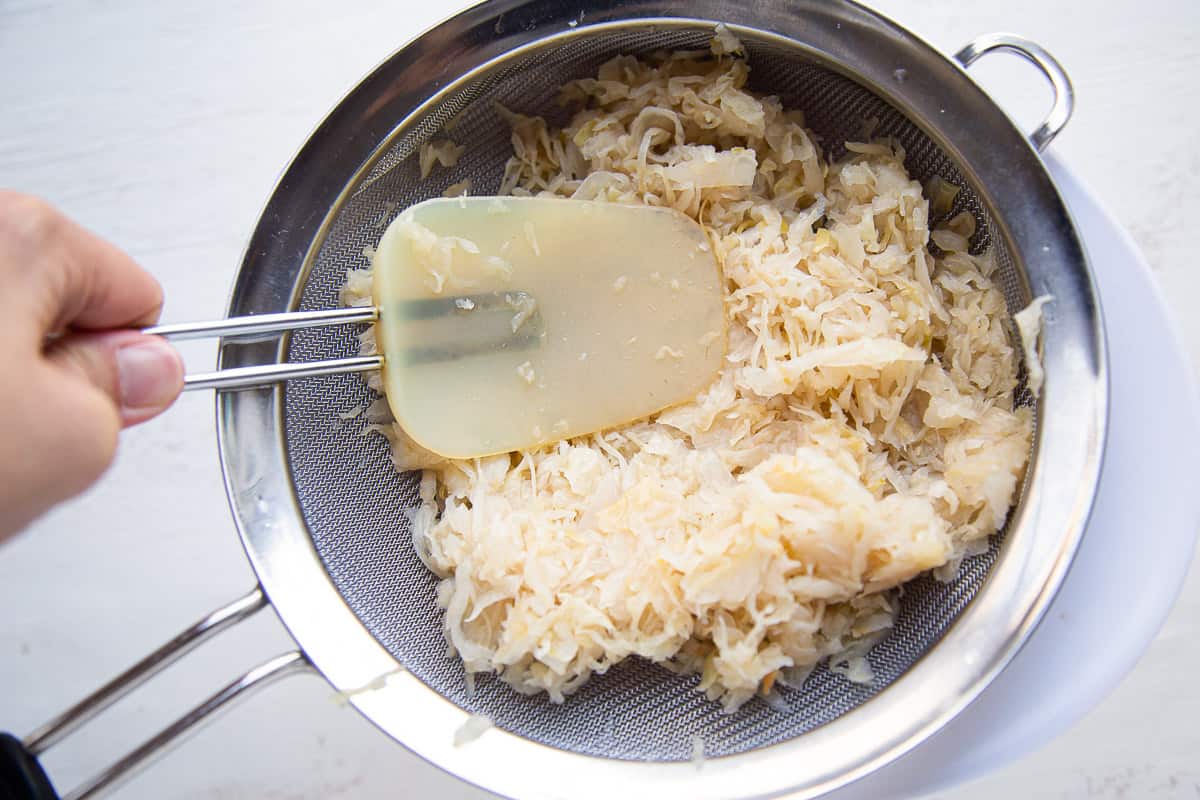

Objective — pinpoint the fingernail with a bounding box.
[116,337,183,412]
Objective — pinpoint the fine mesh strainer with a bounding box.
[1,2,1107,799]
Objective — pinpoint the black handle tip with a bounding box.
[0,733,58,800]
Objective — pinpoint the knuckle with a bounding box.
[0,190,61,248]
[53,397,120,493]
[80,417,120,483]
[22,367,121,502]
[144,274,165,312]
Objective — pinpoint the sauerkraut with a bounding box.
[341,30,1033,712]
[419,139,465,179]
[1015,294,1053,398]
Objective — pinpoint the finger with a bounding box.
[0,191,164,336]
[44,330,184,427]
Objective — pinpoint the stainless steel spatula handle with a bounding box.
[146,306,378,340]
[144,307,382,390]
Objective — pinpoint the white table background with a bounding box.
[1,1,1197,798]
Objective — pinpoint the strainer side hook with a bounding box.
[954,33,1075,151]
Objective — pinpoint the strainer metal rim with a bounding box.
[215,1,1107,798]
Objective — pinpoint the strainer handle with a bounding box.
[3,588,312,800]
[953,33,1074,152]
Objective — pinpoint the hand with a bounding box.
[0,191,183,541]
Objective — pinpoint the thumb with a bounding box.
[46,331,184,427]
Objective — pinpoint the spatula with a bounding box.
[147,197,727,458]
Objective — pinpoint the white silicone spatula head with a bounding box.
[371,196,726,458]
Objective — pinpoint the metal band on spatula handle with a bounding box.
[143,307,382,390]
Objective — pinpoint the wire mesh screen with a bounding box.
[283,26,1030,762]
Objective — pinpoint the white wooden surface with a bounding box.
[0,1,1197,798]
